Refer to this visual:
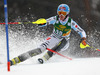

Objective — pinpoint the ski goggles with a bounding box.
[58,11,67,16]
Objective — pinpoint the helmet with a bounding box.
[57,4,70,16]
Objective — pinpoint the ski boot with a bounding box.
[10,48,42,66]
[38,52,52,64]
[10,57,21,66]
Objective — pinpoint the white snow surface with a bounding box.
[0,25,100,75]
[1,58,100,75]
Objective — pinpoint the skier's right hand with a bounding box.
[38,23,46,27]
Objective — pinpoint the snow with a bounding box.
[0,25,100,75]
[1,58,100,75]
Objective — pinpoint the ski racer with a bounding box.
[10,4,87,65]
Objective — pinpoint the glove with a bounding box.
[81,37,87,46]
[38,23,46,27]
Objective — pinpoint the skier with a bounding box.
[10,4,87,65]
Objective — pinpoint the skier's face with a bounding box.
[59,14,66,21]
[58,11,66,21]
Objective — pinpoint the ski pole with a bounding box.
[46,48,72,60]
[80,43,100,51]
[0,22,21,24]
[0,22,32,24]
[0,18,47,25]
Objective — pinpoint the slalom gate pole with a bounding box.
[4,0,10,71]
[46,48,72,60]
[0,22,21,24]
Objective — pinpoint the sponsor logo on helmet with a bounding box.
[59,6,66,11]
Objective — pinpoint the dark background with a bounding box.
[0,0,100,31]
[0,0,100,57]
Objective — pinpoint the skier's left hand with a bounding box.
[81,37,87,46]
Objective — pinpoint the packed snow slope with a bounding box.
[0,21,100,75]
[0,58,100,75]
